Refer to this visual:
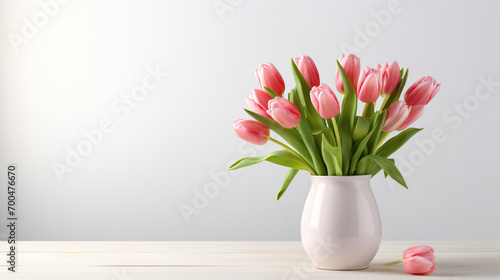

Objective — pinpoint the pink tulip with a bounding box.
[335,54,361,93]
[267,97,301,129]
[294,55,320,88]
[255,63,285,96]
[375,61,401,95]
[233,119,270,145]
[403,245,437,275]
[404,76,441,105]
[310,84,340,119]
[245,89,272,118]
[357,67,382,103]
[397,105,425,131]
[382,101,410,132]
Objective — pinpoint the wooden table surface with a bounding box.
[0,241,498,279]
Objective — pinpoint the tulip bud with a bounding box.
[396,105,425,131]
[245,89,272,118]
[404,76,441,105]
[255,63,285,96]
[310,84,340,119]
[357,67,382,103]
[233,119,270,145]
[376,61,401,95]
[403,246,437,275]
[335,54,361,93]
[382,101,410,132]
[294,55,320,88]
[267,97,301,129]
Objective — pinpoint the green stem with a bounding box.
[330,118,341,150]
[362,102,376,118]
[325,119,337,146]
[376,132,391,150]
[379,94,391,110]
[270,137,317,175]
[383,259,404,266]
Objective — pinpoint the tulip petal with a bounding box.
[233,119,270,145]
[271,108,296,129]
[268,63,285,87]
[429,83,441,103]
[397,105,425,131]
[406,76,426,94]
[296,55,320,87]
[318,92,334,119]
[245,97,269,118]
[358,73,380,103]
[404,76,439,105]
[336,54,360,93]
[382,101,410,132]
[310,84,340,119]
[403,245,435,258]
[256,63,285,96]
[404,256,435,275]
[382,61,401,94]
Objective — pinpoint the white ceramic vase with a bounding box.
[301,175,381,270]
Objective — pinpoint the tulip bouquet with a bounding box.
[230,54,440,200]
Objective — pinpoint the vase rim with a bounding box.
[310,175,371,177]
[310,174,371,182]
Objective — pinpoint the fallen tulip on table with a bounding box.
[384,245,437,275]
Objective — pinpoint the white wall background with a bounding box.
[0,0,499,241]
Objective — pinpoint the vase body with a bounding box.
[301,175,381,270]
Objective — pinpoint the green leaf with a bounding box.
[287,88,326,175]
[337,61,357,130]
[367,110,387,155]
[381,68,409,111]
[308,115,326,135]
[383,159,395,178]
[321,138,335,175]
[296,114,327,175]
[353,116,370,142]
[290,58,309,111]
[312,126,336,146]
[370,128,423,177]
[288,89,297,103]
[337,61,358,174]
[264,87,279,98]
[321,135,342,175]
[289,64,327,175]
[356,155,408,189]
[277,168,299,201]
[228,150,310,171]
[349,124,376,175]
[361,111,386,174]
[244,109,313,165]
[290,59,326,127]
[376,128,423,158]
[312,126,334,136]
[366,112,381,153]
